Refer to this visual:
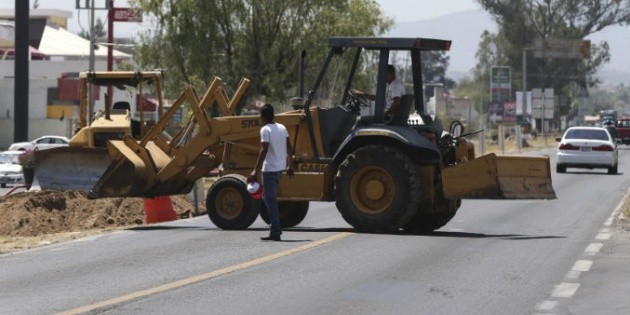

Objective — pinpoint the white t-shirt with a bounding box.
[260,122,289,172]
[385,79,404,111]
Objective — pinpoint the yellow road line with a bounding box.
[57,232,353,315]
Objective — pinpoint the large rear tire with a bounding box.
[334,145,422,233]
[259,201,309,228]
[206,175,259,230]
[403,199,460,234]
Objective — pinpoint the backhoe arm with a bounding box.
[90,77,301,198]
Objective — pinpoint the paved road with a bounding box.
[0,148,628,315]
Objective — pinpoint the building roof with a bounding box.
[0,8,72,20]
[38,26,131,59]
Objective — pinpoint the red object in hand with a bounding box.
[246,178,263,200]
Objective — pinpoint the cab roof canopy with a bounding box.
[328,37,451,51]
[79,71,164,88]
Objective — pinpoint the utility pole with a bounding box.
[14,0,29,142]
[88,0,96,123]
[107,0,114,113]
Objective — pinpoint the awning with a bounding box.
[136,94,171,112]
[38,26,131,59]
[0,46,47,60]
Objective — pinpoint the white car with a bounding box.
[8,135,69,151]
[556,126,618,174]
[0,151,24,188]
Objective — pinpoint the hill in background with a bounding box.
[386,9,630,86]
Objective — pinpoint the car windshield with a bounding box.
[564,129,609,141]
[0,153,19,164]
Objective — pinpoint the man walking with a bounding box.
[251,104,294,241]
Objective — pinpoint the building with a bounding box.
[0,8,132,149]
[425,84,479,127]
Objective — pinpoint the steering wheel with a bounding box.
[347,90,371,107]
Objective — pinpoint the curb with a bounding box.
[612,187,630,226]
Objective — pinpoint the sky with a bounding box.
[3,0,627,83]
[376,0,480,22]
[1,0,480,37]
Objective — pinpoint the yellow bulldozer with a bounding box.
[35,71,165,191]
[35,37,555,233]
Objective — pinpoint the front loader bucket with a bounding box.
[34,147,111,192]
[442,153,556,199]
[90,139,221,198]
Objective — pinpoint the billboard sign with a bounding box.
[531,88,554,119]
[533,38,590,59]
[112,8,143,22]
[490,66,511,102]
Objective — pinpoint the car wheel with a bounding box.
[0,183,6,188]
[556,164,566,173]
[608,164,618,175]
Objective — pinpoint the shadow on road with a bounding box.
[420,230,567,240]
[128,225,213,231]
[560,171,624,176]
[127,225,566,241]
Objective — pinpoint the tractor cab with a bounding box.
[302,37,452,160]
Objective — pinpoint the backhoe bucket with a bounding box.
[442,153,556,199]
[34,147,111,192]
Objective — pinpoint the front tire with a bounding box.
[608,164,618,175]
[556,164,566,173]
[206,175,259,230]
[259,201,309,228]
[334,145,422,233]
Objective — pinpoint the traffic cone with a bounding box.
[143,196,177,223]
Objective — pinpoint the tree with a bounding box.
[475,0,630,122]
[131,0,393,111]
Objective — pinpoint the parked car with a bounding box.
[556,126,618,174]
[8,135,69,151]
[615,117,630,145]
[0,151,24,188]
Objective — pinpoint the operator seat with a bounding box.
[113,101,141,137]
[387,94,414,126]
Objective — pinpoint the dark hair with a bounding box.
[387,64,395,74]
[260,103,275,122]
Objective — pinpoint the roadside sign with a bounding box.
[489,66,511,121]
[491,66,511,86]
[490,66,511,102]
[533,38,590,59]
[531,88,554,119]
[112,8,143,22]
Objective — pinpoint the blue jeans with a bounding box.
[262,171,282,236]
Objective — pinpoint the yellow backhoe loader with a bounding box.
[35,37,555,233]
[34,71,165,191]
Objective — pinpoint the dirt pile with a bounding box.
[0,190,205,237]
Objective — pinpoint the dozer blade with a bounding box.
[34,147,111,192]
[442,153,556,199]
